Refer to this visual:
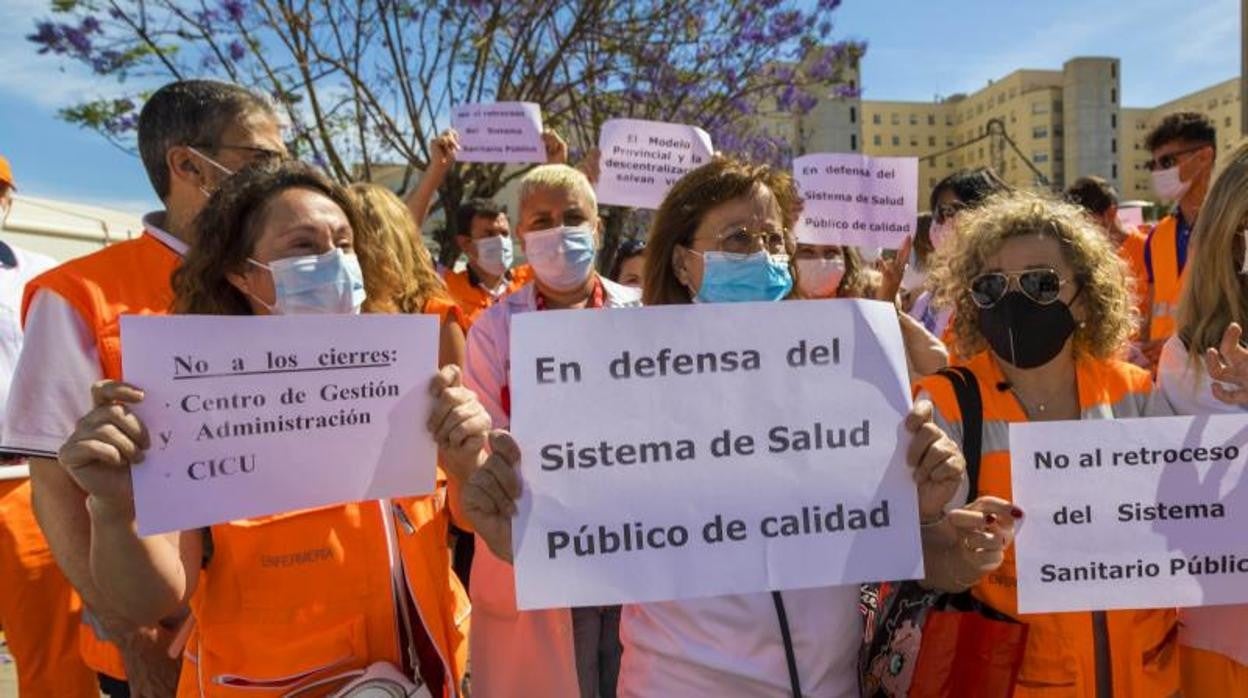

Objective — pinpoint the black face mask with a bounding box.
[976,291,1076,369]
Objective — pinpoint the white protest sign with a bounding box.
[450,101,545,163]
[1010,414,1248,613]
[595,118,714,209]
[121,314,439,535]
[509,299,923,610]
[793,154,918,249]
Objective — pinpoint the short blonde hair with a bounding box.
[349,182,451,315]
[928,190,1138,360]
[517,164,597,215]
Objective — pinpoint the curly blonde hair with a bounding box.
[927,190,1138,360]
[349,182,451,315]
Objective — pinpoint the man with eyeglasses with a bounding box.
[2,80,285,697]
[1140,112,1217,363]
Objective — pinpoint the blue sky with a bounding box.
[0,0,1238,214]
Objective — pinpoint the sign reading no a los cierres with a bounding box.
[595,119,714,210]
[1011,415,1248,613]
[121,314,439,535]
[793,154,918,249]
[451,101,546,164]
[509,299,924,610]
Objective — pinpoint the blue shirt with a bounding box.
[1143,208,1192,283]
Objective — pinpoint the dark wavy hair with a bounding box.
[173,160,363,315]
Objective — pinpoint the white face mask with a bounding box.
[248,248,367,315]
[473,235,514,279]
[1151,166,1192,202]
[795,257,846,298]
[524,225,597,291]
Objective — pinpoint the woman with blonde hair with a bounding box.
[351,182,467,367]
[912,190,1179,696]
[1155,140,1248,695]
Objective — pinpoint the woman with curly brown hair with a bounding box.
[53,160,488,697]
[912,190,1180,696]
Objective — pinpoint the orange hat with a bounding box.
[0,156,13,190]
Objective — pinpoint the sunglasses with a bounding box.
[1143,145,1208,172]
[969,268,1070,308]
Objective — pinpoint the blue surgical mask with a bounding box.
[474,235,514,278]
[249,248,367,315]
[692,250,793,303]
[525,225,597,291]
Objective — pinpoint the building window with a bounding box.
[1112,164,1118,179]
[1034,152,1049,163]
[892,113,900,125]
[929,178,937,188]
[873,134,882,146]
[1053,125,1064,137]
[1033,127,1048,139]
[927,114,935,126]
[910,136,919,147]
[1055,150,1063,162]
[1033,101,1048,115]
[1111,138,1117,153]
[909,114,918,125]
[978,147,984,159]
[945,115,953,126]
[1227,116,1233,128]
[892,135,900,146]
[1111,114,1117,129]
[873,113,881,125]
[927,156,936,166]
[1111,62,1117,78]
[851,134,858,151]
[946,159,953,168]
[1208,99,1218,109]
[1054,100,1063,112]
[946,139,953,147]
[928,136,936,147]
[1110,89,1117,104]
[850,107,857,124]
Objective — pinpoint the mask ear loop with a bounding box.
[239,259,279,313]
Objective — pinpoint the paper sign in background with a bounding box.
[451,101,546,163]
[595,119,714,209]
[793,153,918,249]
[509,299,923,610]
[121,314,439,535]
[1011,414,1248,613]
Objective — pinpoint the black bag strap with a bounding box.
[771,591,802,698]
[936,366,983,501]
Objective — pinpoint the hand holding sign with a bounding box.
[59,380,150,511]
[427,129,461,174]
[462,430,523,562]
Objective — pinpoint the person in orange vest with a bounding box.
[53,160,487,697]
[2,80,286,697]
[404,129,569,325]
[1154,140,1248,696]
[1140,111,1217,365]
[914,190,1180,696]
[1065,175,1151,364]
[0,156,98,697]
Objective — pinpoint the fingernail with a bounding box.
[984,513,998,525]
[1011,507,1024,519]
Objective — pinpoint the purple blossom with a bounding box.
[222,0,246,22]
[81,16,101,34]
[831,83,861,99]
[228,39,246,61]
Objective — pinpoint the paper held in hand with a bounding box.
[451,101,546,163]
[509,298,924,610]
[793,153,918,249]
[1010,414,1248,613]
[121,314,439,535]
[595,118,714,210]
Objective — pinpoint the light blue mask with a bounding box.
[693,250,793,303]
[525,225,598,291]
[250,248,367,315]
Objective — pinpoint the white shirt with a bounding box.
[464,277,641,698]
[620,587,861,698]
[0,240,56,479]
[1156,335,1248,668]
[2,214,185,459]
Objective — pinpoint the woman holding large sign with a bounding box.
[463,156,1016,697]
[1155,141,1248,695]
[914,191,1181,696]
[55,161,489,697]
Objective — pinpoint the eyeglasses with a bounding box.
[703,225,789,255]
[192,143,286,164]
[969,268,1070,308]
[1143,145,1209,172]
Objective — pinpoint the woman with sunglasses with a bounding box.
[915,190,1180,696]
[1154,141,1248,696]
[461,156,1017,697]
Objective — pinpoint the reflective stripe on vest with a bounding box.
[915,351,1179,697]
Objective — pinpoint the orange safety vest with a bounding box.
[442,264,532,326]
[20,232,182,680]
[915,352,1180,697]
[1117,229,1150,329]
[1144,216,1188,342]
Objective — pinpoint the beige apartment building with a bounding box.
[783,55,1242,206]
